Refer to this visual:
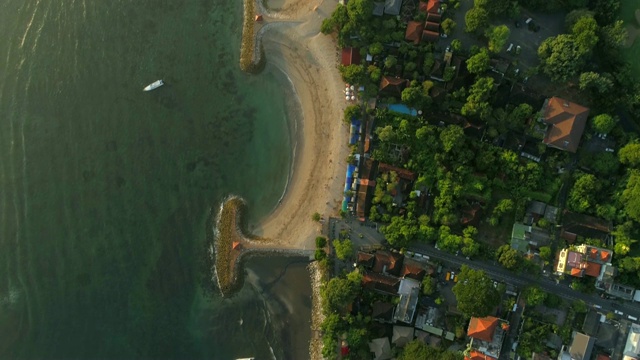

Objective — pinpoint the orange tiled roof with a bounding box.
[542,97,589,153]
[467,316,498,342]
[585,262,602,277]
[465,350,497,360]
[405,21,424,44]
[571,267,583,277]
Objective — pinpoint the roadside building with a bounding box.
[466,316,509,360]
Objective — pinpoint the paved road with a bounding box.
[407,243,640,320]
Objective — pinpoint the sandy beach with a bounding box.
[252,0,350,251]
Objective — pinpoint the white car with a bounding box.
[493,281,498,288]
[614,310,624,315]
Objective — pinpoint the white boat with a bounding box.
[143,80,164,91]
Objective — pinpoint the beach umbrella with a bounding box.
[418,110,423,115]
[351,96,356,100]
[350,85,355,90]
[345,96,350,100]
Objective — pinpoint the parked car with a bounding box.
[614,310,624,315]
[507,43,514,52]
[515,45,521,55]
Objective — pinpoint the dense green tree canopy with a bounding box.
[462,76,495,120]
[524,285,547,306]
[465,7,489,33]
[619,143,640,167]
[322,277,359,312]
[380,215,418,248]
[422,276,436,295]
[333,239,354,260]
[452,265,500,317]
[465,47,490,74]
[496,244,520,270]
[539,246,552,261]
[440,125,465,153]
[579,72,614,94]
[572,16,599,53]
[486,25,511,53]
[591,114,616,134]
[567,173,601,213]
[441,18,456,36]
[565,9,595,30]
[339,64,365,84]
[538,34,587,82]
[399,340,463,360]
[474,0,510,15]
[622,170,640,222]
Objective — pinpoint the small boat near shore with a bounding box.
[143,80,164,91]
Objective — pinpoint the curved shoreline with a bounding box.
[232,1,348,358]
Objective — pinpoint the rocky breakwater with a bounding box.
[239,0,266,73]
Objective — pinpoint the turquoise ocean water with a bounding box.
[0,0,309,358]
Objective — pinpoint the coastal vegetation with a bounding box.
[322,0,640,288]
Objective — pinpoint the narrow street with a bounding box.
[408,243,640,319]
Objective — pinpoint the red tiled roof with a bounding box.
[585,262,602,277]
[465,350,497,360]
[379,76,408,96]
[418,0,439,14]
[372,251,404,276]
[405,21,424,44]
[422,30,440,42]
[571,267,584,277]
[427,12,442,23]
[542,97,590,153]
[467,316,498,342]
[356,251,375,267]
[596,354,611,360]
[401,260,426,281]
[359,179,376,186]
[425,21,440,32]
[341,47,361,66]
[362,272,401,294]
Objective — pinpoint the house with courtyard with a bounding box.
[540,97,590,153]
[465,316,509,360]
[553,243,636,298]
[555,244,612,278]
